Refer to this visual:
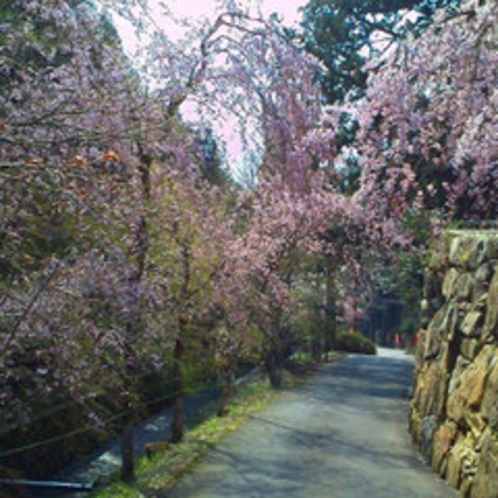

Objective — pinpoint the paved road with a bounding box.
[167,349,457,498]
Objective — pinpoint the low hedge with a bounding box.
[335,331,377,355]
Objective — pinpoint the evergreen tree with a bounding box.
[194,126,231,187]
[299,0,461,103]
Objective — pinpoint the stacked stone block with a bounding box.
[410,231,498,498]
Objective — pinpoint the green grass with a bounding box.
[91,354,341,498]
[91,373,277,498]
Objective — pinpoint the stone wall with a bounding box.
[410,231,498,498]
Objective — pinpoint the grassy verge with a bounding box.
[91,372,274,498]
[91,355,335,498]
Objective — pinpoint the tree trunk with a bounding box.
[170,338,183,443]
[311,337,322,362]
[265,349,282,389]
[121,411,135,482]
[217,374,232,417]
[323,259,337,361]
[119,145,152,480]
[170,241,191,443]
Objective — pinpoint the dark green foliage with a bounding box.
[299,0,462,103]
[400,318,417,339]
[335,330,377,355]
[299,311,329,361]
[194,126,232,187]
[0,399,114,479]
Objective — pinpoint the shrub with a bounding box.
[335,331,377,355]
[400,318,417,340]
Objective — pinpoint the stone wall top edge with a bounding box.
[446,229,498,238]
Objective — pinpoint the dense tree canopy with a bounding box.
[312,0,497,338]
[0,0,352,480]
[299,0,462,103]
[350,0,498,225]
[0,0,496,486]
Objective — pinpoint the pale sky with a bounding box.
[113,0,305,54]
[109,0,307,181]
[166,0,305,26]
